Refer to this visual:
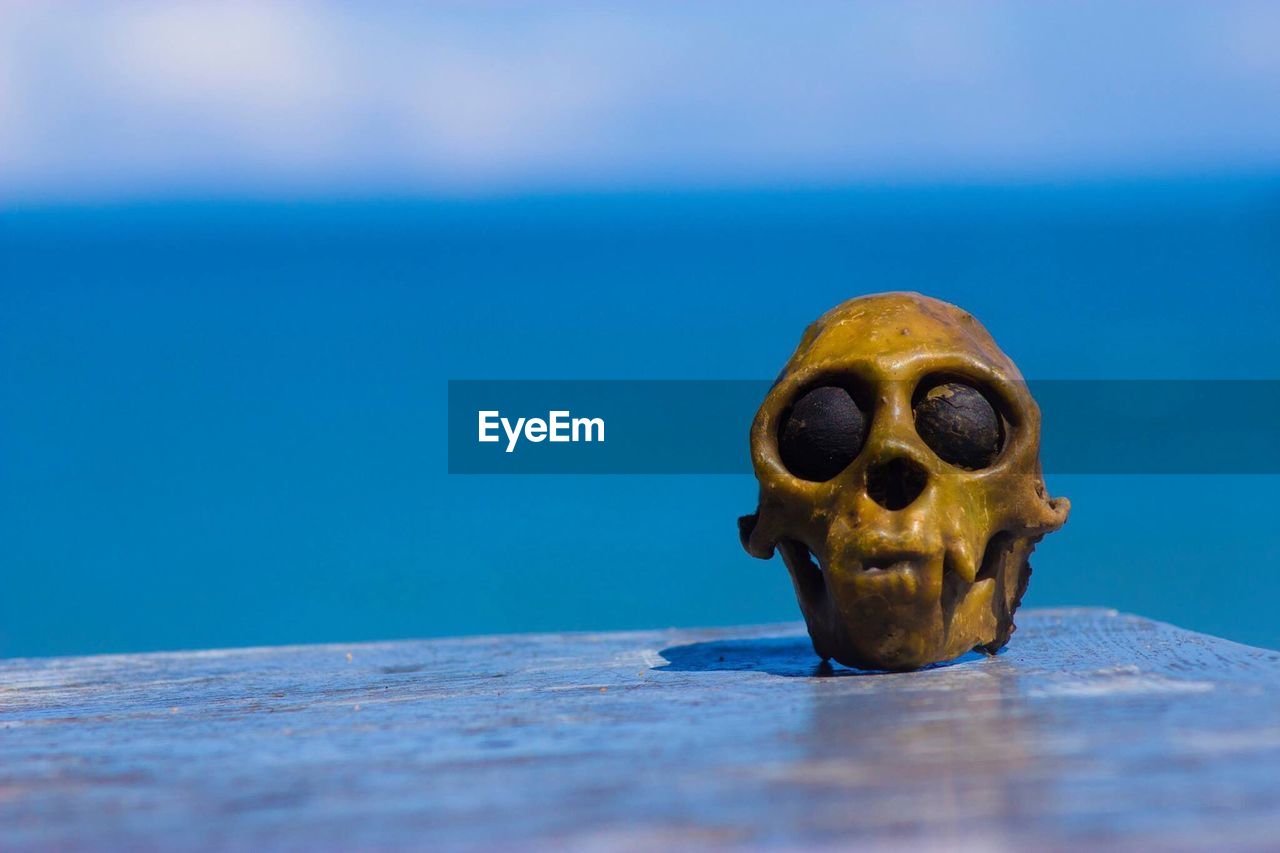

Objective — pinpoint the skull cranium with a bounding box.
[740,293,1068,670]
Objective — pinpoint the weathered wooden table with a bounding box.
[2,608,1278,850]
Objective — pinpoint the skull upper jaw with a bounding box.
[776,537,1011,671]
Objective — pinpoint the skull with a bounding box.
[739,293,1068,671]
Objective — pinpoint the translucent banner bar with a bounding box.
[447,380,1280,474]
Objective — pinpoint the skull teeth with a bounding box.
[858,554,925,574]
[861,561,911,574]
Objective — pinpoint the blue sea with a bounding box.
[3,179,1279,657]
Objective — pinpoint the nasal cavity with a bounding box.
[865,458,928,511]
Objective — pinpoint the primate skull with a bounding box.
[739,293,1068,671]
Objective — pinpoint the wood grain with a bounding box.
[2,608,1279,850]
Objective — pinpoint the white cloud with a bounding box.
[101,2,330,108]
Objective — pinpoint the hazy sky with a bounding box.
[3,1,1279,203]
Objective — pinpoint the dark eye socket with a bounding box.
[912,380,1003,470]
[778,385,869,482]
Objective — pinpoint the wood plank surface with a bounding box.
[2,608,1279,850]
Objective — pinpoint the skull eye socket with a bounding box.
[912,380,1003,470]
[778,385,870,482]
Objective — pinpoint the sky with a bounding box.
[3,1,1280,205]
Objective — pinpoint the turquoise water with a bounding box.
[3,181,1279,657]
